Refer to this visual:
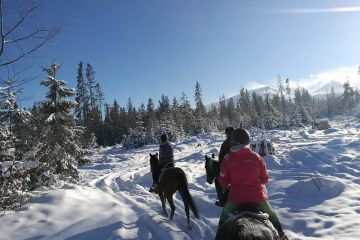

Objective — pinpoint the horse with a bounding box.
[204,155,280,240]
[204,154,229,204]
[204,153,219,184]
[149,153,199,230]
[215,203,280,240]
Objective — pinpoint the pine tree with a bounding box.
[194,81,206,134]
[226,97,236,125]
[145,98,156,131]
[127,97,137,131]
[342,81,355,114]
[277,75,286,119]
[35,63,86,184]
[238,88,252,127]
[85,63,97,110]
[219,95,227,121]
[75,61,87,123]
[172,97,183,131]
[263,94,282,129]
[180,92,195,134]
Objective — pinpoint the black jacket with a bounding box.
[159,142,174,165]
[219,138,232,165]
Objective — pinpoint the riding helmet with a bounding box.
[231,128,251,145]
[160,133,168,143]
[225,126,235,138]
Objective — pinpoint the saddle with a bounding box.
[158,163,175,183]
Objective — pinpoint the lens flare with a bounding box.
[281,6,360,14]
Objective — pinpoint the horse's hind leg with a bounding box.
[166,194,176,220]
[159,191,168,217]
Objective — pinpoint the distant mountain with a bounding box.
[206,85,278,108]
[309,80,344,95]
[206,80,351,107]
[224,86,277,104]
[248,86,278,96]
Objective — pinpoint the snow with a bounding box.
[1,117,360,239]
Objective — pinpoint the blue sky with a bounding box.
[5,0,360,108]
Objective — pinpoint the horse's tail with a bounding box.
[177,168,199,219]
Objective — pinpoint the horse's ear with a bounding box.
[155,152,158,156]
[212,153,215,159]
[205,155,209,160]
[149,153,153,157]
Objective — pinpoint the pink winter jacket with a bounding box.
[219,147,269,204]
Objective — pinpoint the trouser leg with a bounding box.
[259,200,284,234]
[153,164,163,184]
[214,177,223,202]
[217,201,239,229]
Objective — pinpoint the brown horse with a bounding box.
[149,153,199,230]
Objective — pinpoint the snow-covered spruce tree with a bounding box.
[122,120,150,149]
[341,81,355,114]
[0,78,35,210]
[180,92,195,135]
[237,88,252,128]
[206,104,220,132]
[152,94,184,143]
[289,105,304,127]
[262,94,282,129]
[194,82,207,134]
[34,63,87,185]
[145,98,156,131]
[75,61,87,124]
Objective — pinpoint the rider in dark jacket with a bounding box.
[149,134,175,193]
[215,127,234,207]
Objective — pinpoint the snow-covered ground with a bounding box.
[1,116,360,240]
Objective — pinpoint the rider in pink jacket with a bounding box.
[219,147,268,204]
[217,128,288,240]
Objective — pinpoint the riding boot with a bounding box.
[215,177,228,207]
[149,183,159,193]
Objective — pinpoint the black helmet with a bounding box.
[231,128,251,145]
[225,127,235,138]
[160,133,168,143]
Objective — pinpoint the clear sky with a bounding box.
[5,0,360,108]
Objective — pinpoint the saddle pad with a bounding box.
[159,167,175,183]
[226,211,279,238]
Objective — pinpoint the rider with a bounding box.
[149,133,175,193]
[215,126,234,207]
[217,128,288,240]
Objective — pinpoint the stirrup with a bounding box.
[149,183,159,194]
[215,200,225,207]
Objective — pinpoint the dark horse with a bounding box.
[204,154,229,204]
[215,203,280,240]
[149,153,199,230]
[204,153,219,184]
[204,154,280,240]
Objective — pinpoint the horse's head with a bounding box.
[204,153,219,184]
[149,153,159,170]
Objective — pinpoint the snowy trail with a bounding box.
[73,136,221,240]
[1,117,360,239]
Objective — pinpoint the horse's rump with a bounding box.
[217,216,279,240]
[216,203,279,240]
